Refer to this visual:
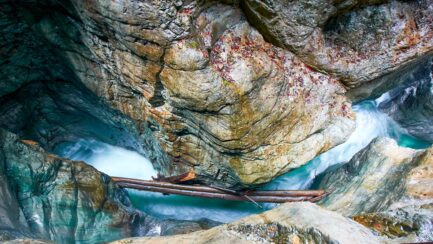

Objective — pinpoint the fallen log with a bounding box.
[112,176,327,203]
[111,176,326,197]
[117,182,317,203]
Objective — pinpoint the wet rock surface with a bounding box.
[0,129,213,243]
[377,57,433,142]
[111,202,381,244]
[0,129,145,243]
[0,160,32,241]
[316,137,433,242]
[1,0,433,243]
[0,81,142,152]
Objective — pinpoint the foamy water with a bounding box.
[57,139,157,180]
[263,98,429,191]
[55,97,430,223]
[55,139,261,222]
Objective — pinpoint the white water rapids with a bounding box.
[55,96,429,223]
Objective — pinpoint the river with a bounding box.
[54,94,430,223]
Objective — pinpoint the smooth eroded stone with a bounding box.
[0,129,161,243]
[316,137,433,241]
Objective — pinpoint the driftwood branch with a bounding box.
[111,176,327,203]
[152,171,196,183]
[117,182,313,203]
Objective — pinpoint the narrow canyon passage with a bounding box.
[52,87,430,223]
[1,0,433,243]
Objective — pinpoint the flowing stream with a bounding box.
[263,98,430,191]
[55,95,430,223]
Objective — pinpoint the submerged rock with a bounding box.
[316,137,433,242]
[111,202,381,244]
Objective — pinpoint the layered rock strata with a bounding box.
[0,0,356,187]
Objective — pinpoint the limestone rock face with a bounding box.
[111,202,381,244]
[316,137,433,242]
[156,5,354,186]
[242,0,433,93]
[0,0,355,187]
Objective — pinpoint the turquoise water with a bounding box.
[262,99,431,193]
[56,139,263,222]
[128,190,262,222]
[56,97,431,223]
[398,133,430,149]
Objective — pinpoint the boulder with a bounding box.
[316,137,433,242]
[111,202,381,244]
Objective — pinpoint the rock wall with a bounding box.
[0,129,147,243]
[0,0,357,187]
[377,57,433,142]
[1,0,433,243]
[0,81,142,151]
[1,0,432,187]
[0,129,212,243]
[242,0,433,94]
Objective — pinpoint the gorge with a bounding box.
[0,0,432,243]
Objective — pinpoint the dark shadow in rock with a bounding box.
[376,57,433,142]
[0,80,141,152]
